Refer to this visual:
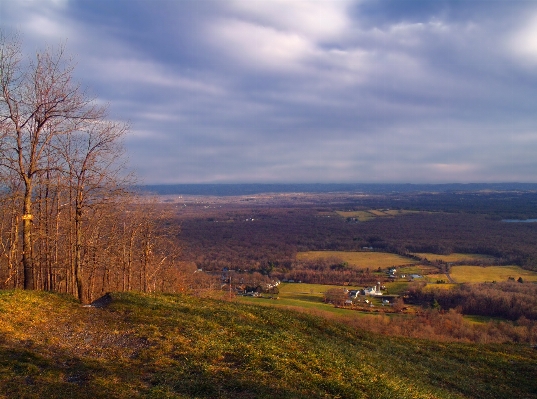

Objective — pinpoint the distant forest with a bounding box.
[175,190,537,278]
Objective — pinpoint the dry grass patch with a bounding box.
[296,251,418,269]
[336,210,376,221]
[450,265,537,283]
[278,282,360,295]
[423,283,458,291]
[368,210,389,216]
[412,253,496,263]
[336,209,419,221]
[399,265,441,275]
[425,273,450,282]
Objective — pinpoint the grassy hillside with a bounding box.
[0,290,536,399]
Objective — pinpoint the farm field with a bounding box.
[239,282,406,315]
[296,251,418,269]
[237,283,369,316]
[423,283,458,290]
[450,265,537,283]
[426,273,453,283]
[336,209,418,221]
[399,264,440,275]
[237,295,360,317]
[412,253,496,263]
[383,281,411,295]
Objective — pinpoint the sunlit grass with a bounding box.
[423,283,458,291]
[464,314,506,324]
[237,283,361,315]
[336,209,419,221]
[1,290,536,398]
[278,282,360,294]
[384,281,411,295]
[412,253,497,263]
[336,210,377,221]
[296,251,418,269]
[399,265,440,274]
[450,265,537,283]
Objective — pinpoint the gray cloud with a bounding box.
[2,0,537,183]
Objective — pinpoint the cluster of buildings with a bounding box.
[347,281,384,298]
[343,282,393,307]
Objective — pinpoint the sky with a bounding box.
[2,0,537,184]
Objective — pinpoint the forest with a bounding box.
[174,191,537,277]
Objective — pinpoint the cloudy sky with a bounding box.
[2,0,537,184]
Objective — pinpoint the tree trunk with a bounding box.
[22,182,34,290]
[74,206,84,303]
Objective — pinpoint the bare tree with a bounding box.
[0,33,194,302]
[0,33,101,289]
[58,119,129,302]
[0,172,22,288]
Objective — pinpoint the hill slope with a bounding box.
[0,290,535,398]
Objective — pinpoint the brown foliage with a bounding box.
[323,287,348,306]
[344,308,537,344]
[408,281,537,321]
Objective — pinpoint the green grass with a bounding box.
[0,289,536,398]
[239,283,396,316]
[237,283,363,316]
[384,281,410,295]
[279,282,350,294]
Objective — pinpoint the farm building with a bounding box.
[364,286,383,296]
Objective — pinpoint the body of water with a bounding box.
[502,219,537,223]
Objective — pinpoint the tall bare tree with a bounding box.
[0,33,195,301]
[0,33,102,289]
[58,119,129,303]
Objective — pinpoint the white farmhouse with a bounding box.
[364,282,383,296]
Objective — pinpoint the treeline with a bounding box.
[0,34,201,302]
[407,281,537,321]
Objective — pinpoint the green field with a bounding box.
[296,251,418,269]
[450,265,537,283]
[412,253,497,263]
[239,282,406,314]
[383,281,411,295]
[426,273,455,284]
[238,283,370,316]
[399,264,441,275]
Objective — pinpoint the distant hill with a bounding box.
[136,183,537,196]
[0,290,535,398]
